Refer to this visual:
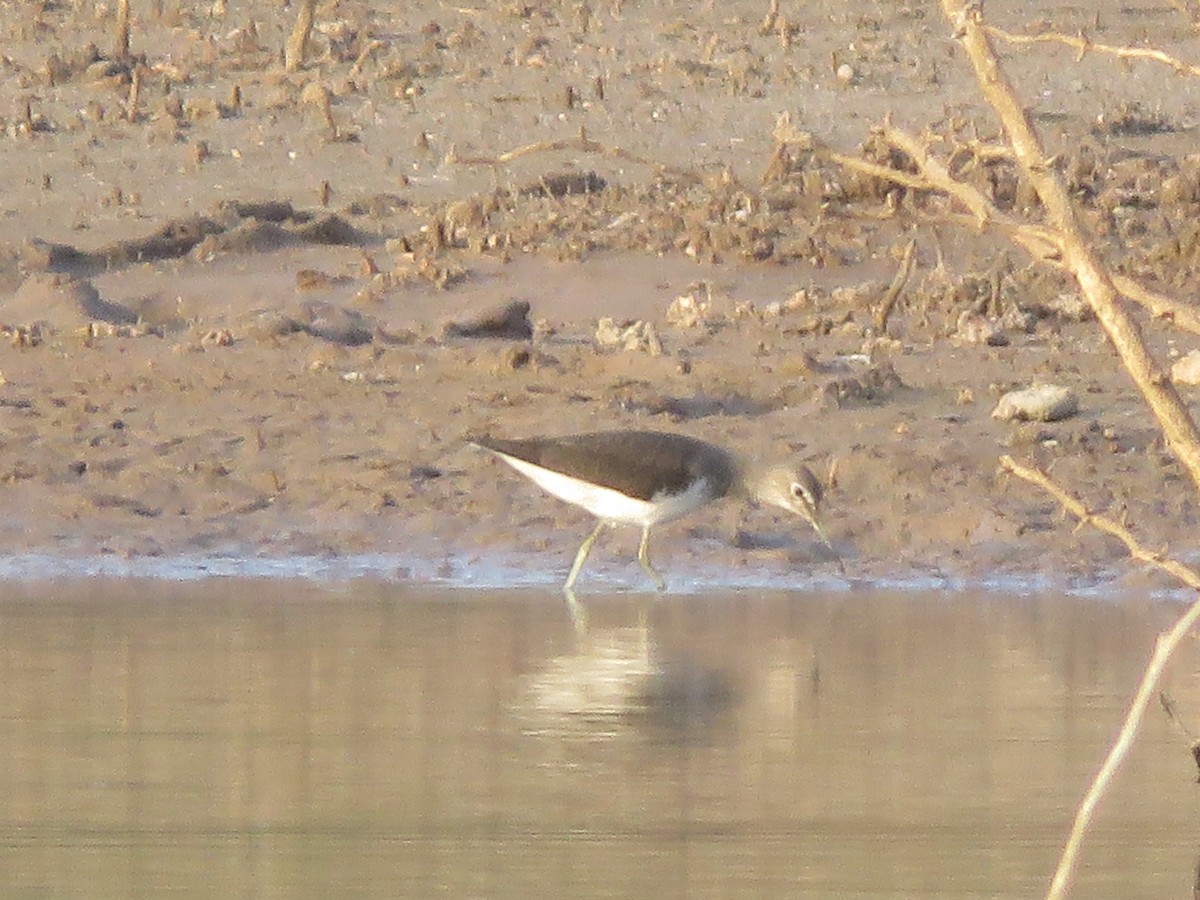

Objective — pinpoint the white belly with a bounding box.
[500,456,713,527]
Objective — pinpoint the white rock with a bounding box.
[595,318,663,356]
[991,384,1079,422]
[665,292,709,328]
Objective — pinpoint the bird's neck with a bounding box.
[728,457,758,500]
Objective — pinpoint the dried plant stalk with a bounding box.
[1000,457,1200,588]
[125,63,142,122]
[115,0,131,59]
[879,122,1062,262]
[285,0,316,73]
[449,126,687,178]
[874,238,917,333]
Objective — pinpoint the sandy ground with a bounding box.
[2,0,1200,589]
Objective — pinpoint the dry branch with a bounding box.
[823,145,936,192]
[1111,275,1200,338]
[879,123,1062,262]
[988,26,1200,79]
[1000,457,1200,588]
[772,115,941,193]
[941,0,1200,496]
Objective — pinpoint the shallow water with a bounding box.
[0,580,1197,898]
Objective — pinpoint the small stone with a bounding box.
[85,59,128,82]
[443,300,532,340]
[502,346,531,369]
[184,97,222,122]
[201,328,234,348]
[992,384,1079,422]
[954,311,1008,346]
[665,292,709,328]
[595,318,663,356]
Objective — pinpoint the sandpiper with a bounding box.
[472,429,839,594]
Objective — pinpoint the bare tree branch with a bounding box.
[988,25,1200,80]
[939,0,1200,497]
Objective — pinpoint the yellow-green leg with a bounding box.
[637,525,666,592]
[563,585,588,638]
[564,521,606,594]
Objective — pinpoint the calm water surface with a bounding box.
[0,580,1198,898]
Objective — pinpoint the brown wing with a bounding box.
[475,431,735,502]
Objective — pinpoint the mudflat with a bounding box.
[1,1,1197,586]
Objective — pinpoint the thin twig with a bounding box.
[872,123,1200,340]
[1159,691,1200,779]
[771,115,940,193]
[821,147,937,192]
[449,127,693,180]
[821,116,1200,339]
[874,238,917,333]
[348,39,384,78]
[1000,457,1200,589]
[988,25,1200,80]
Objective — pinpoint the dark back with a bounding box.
[476,431,736,502]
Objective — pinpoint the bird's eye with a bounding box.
[791,483,808,501]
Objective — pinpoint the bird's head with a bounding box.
[752,463,841,570]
